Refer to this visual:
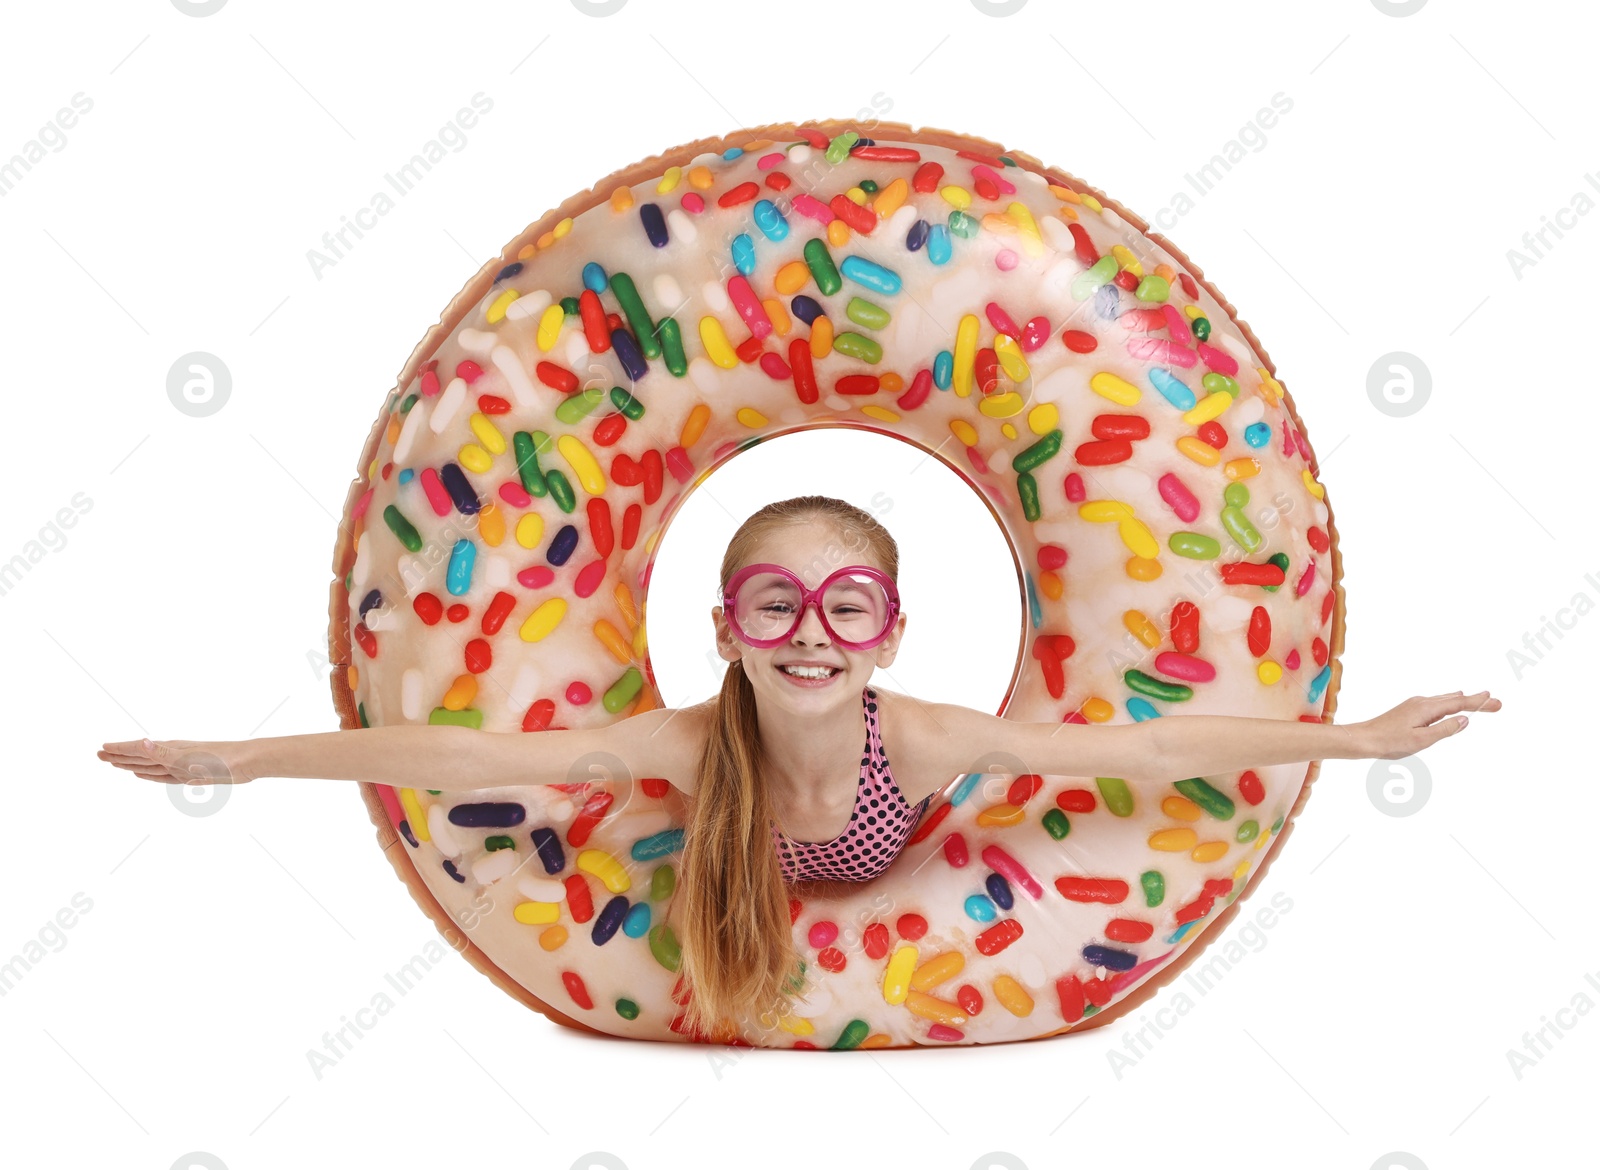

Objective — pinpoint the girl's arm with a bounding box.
[99,704,695,794]
[897,690,1500,788]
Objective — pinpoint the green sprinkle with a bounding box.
[608,272,660,359]
[484,835,515,852]
[650,864,676,901]
[948,210,979,239]
[832,332,881,363]
[1220,506,1262,554]
[603,666,644,713]
[1222,482,1250,509]
[1236,819,1260,843]
[1012,429,1062,473]
[512,431,549,498]
[803,238,842,296]
[1125,670,1193,703]
[615,998,640,1020]
[1041,808,1071,840]
[544,468,576,514]
[1096,777,1134,817]
[1202,372,1240,398]
[831,1019,870,1050]
[428,706,483,729]
[399,393,418,414]
[657,316,687,376]
[1174,777,1236,820]
[382,504,422,552]
[648,923,681,972]
[845,296,890,330]
[1141,870,1165,907]
[554,385,606,425]
[559,295,581,315]
[824,131,859,165]
[610,386,645,420]
[1135,274,1170,303]
[357,701,368,729]
[1193,316,1212,341]
[858,178,879,194]
[1018,470,1040,522]
[1168,532,1221,560]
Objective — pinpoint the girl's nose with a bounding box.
[793,600,831,642]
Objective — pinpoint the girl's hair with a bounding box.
[673,494,900,1040]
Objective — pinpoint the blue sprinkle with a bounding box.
[622,902,653,939]
[790,294,823,325]
[949,773,983,805]
[1082,944,1139,973]
[397,468,414,485]
[639,202,668,248]
[581,262,608,293]
[448,801,526,829]
[933,350,953,390]
[840,255,902,296]
[440,462,480,515]
[906,218,930,252]
[446,539,476,596]
[1025,571,1042,630]
[399,820,418,849]
[591,895,630,944]
[611,327,648,382]
[1094,282,1121,319]
[731,233,756,276]
[632,828,685,862]
[1149,367,1197,411]
[493,261,523,284]
[985,873,1014,911]
[964,894,998,923]
[753,199,789,242]
[358,589,384,620]
[442,859,466,883]
[1126,697,1161,722]
[927,223,952,265]
[547,523,579,566]
[1166,920,1199,944]
[722,147,743,160]
[1244,421,1271,448]
[1307,663,1332,704]
[530,826,565,874]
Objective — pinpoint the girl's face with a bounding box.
[711,519,906,709]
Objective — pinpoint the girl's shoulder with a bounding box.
[869,684,957,806]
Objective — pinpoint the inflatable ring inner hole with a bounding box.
[645,424,1027,725]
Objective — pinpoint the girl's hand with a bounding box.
[98,738,255,786]
[1358,691,1501,760]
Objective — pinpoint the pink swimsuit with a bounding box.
[770,685,933,883]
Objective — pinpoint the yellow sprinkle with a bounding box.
[1234,859,1254,880]
[1162,796,1202,821]
[469,411,506,455]
[1027,404,1059,435]
[992,975,1035,1017]
[1048,184,1081,204]
[977,802,1026,827]
[1081,194,1104,212]
[538,925,567,950]
[1005,203,1046,258]
[980,213,1018,235]
[873,176,908,219]
[399,788,431,841]
[613,581,638,631]
[910,950,965,991]
[844,186,869,206]
[905,991,968,1026]
[1090,371,1141,405]
[486,289,519,324]
[860,405,899,424]
[657,166,682,194]
[552,217,573,240]
[594,619,632,664]
[809,315,834,360]
[826,219,851,248]
[1303,468,1326,499]
[1182,390,1233,426]
[1081,697,1115,722]
[384,416,401,447]
[442,673,478,712]
[1111,244,1143,277]
[556,434,605,495]
[882,944,918,1005]
[775,260,810,295]
[950,418,979,447]
[1191,841,1229,863]
[458,443,492,474]
[609,185,634,212]
[979,392,1025,419]
[699,315,738,369]
[680,403,710,448]
[1001,422,1018,439]
[687,165,713,190]
[1224,457,1262,481]
[1184,305,1206,320]
[1149,827,1198,852]
[577,848,630,893]
[1156,263,1177,282]
[1258,659,1284,685]
[1079,500,1132,524]
[1038,570,1063,600]
[513,902,560,926]
[1118,516,1159,560]
[1124,610,1161,648]
[775,1015,815,1037]
[736,406,768,429]
[519,597,567,642]
[1257,368,1285,404]
[478,502,505,547]
[994,334,1030,381]
[940,185,972,210]
[953,313,980,397]
[537,303,565,352]
[1177,435,1222,467]
[515,512,544,549]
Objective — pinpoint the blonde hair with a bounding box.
[672,495,901,1040]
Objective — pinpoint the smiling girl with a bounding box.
[99,494,1499,1036]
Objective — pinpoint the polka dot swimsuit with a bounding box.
[770,685,933,883]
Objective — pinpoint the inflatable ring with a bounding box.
[327,119,1345,1049]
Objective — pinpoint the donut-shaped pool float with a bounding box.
[328,120,1345,1049]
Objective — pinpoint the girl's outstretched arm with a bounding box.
[99,704,695,794]
[895,690,1501,789]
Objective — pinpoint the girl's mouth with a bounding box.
[776,663,842,686]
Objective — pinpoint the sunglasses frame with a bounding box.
[720,562,902,650]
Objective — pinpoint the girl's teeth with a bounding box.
[781,665,837,678]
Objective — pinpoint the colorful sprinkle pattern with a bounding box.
[333,124,1342,1048]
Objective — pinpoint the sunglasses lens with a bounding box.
[731,571,894,645]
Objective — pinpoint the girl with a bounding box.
[99,494,1500,1037]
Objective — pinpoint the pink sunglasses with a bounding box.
[720,562,902,650]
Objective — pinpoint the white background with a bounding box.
[1,0,1587,1167]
